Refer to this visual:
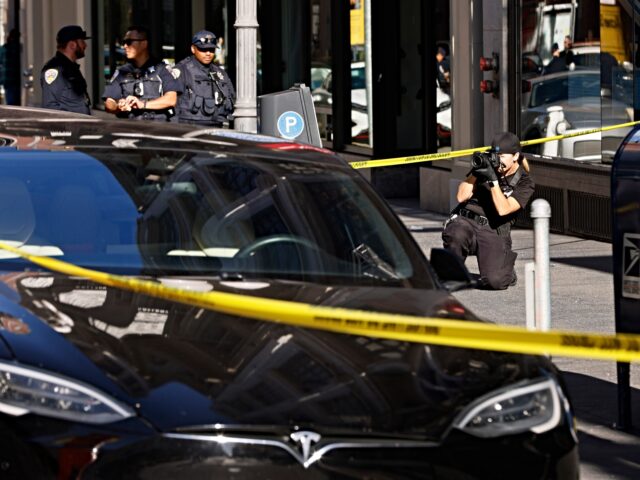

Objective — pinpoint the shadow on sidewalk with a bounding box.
[552,256,613,274]
[561,371,640,479]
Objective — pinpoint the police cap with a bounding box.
[56,25,90,44]
[192,30,217,50]
[491,132,521,154]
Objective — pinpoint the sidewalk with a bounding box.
[389,198,640,480]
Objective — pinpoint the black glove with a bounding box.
[472,165,498,184]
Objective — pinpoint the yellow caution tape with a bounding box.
[350,120,640,170]
[1,241,639,362]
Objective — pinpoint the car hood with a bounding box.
[0,272,552,439]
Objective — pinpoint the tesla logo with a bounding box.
[290,430,321,465]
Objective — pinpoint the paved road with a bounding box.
[389,198,640,480]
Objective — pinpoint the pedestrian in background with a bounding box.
[3,29,21,105]
[436,46,451,94]
[102,25,181,121]
[543,43,565,75]
[442,132,534,290]
[174,30,235,127]
[40,25,91,114]
[561,35,574,66]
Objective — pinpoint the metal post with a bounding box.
[234,0,258,133]
[525,262,536,329]
[530,199,552,331]
[617,362,632,431]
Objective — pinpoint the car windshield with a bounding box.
[529,73,600,107]
[0,149,432,287]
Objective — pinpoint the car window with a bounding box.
[0,149,432,287]
[529,73,600,107]
[351,66,366,90]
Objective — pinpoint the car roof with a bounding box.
[0,106,344,167]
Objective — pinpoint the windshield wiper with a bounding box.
[352,243,401,281]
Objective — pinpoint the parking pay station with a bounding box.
[611,126,640,430]
[258,84,322,148]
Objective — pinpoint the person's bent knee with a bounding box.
[480,271,511,290]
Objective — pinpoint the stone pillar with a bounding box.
[234,0,258,132]
[449,0,484,209]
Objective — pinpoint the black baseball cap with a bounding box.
[56,25,90,44]
[491,132,521,154]
[191,30,217,49]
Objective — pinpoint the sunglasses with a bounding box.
[196,36,216,45]
[123,38,145,46]
[195,46,216,53]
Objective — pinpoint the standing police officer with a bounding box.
[102,25,181,121]
[174,30,235,126]
[442,132,535,290]
[40,25,91,114]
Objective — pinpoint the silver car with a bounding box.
[521,69,631,160]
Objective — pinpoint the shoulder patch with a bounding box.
[44,69,59,85]
[171,68,181,79]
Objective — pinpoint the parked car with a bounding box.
[312,61,369,140]
[0,106,578,478]
[521,69,630,160]
[311,62,331,90]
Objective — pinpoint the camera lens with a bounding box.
[471,153,486,169]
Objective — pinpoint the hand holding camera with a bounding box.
[471,151,499,184]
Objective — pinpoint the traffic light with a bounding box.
[479,52,499,98]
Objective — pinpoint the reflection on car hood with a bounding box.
[0,272,553,438]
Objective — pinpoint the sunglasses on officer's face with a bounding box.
[123,38,145,46]
[195,46,216,53]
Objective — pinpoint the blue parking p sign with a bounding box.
[277,111,305,140]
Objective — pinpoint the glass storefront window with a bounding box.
[520,0,635,164]
[310,0,331,142]
[311,0,373,148]
[521,0,603,163]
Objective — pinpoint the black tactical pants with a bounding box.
[442,216,517,290]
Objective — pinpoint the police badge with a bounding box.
[44,69,59,85]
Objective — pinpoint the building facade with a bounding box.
[2,0,638,218]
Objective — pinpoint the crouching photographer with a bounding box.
[442,132,534,290]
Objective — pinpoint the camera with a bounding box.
[470,151,500,170]
[134,82,144,97]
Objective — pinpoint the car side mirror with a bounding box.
[429,248,476,292]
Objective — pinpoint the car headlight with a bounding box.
[0,361,135,424]
[453,378,566,438]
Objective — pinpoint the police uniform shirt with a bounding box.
[464,169,535,228]
[102,57,182,121]
[41,52,91,114]
[174,56,235,126]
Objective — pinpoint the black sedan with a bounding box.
[0,107,578,479]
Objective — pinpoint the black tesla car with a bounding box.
[0,107,578,479]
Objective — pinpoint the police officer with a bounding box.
[442,132,535,290]
[102,25,181,121]
[40,25,91,114]
[174,30,235,126]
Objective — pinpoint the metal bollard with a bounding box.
[530,199,552,331]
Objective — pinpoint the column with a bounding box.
[234,0,258,132]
